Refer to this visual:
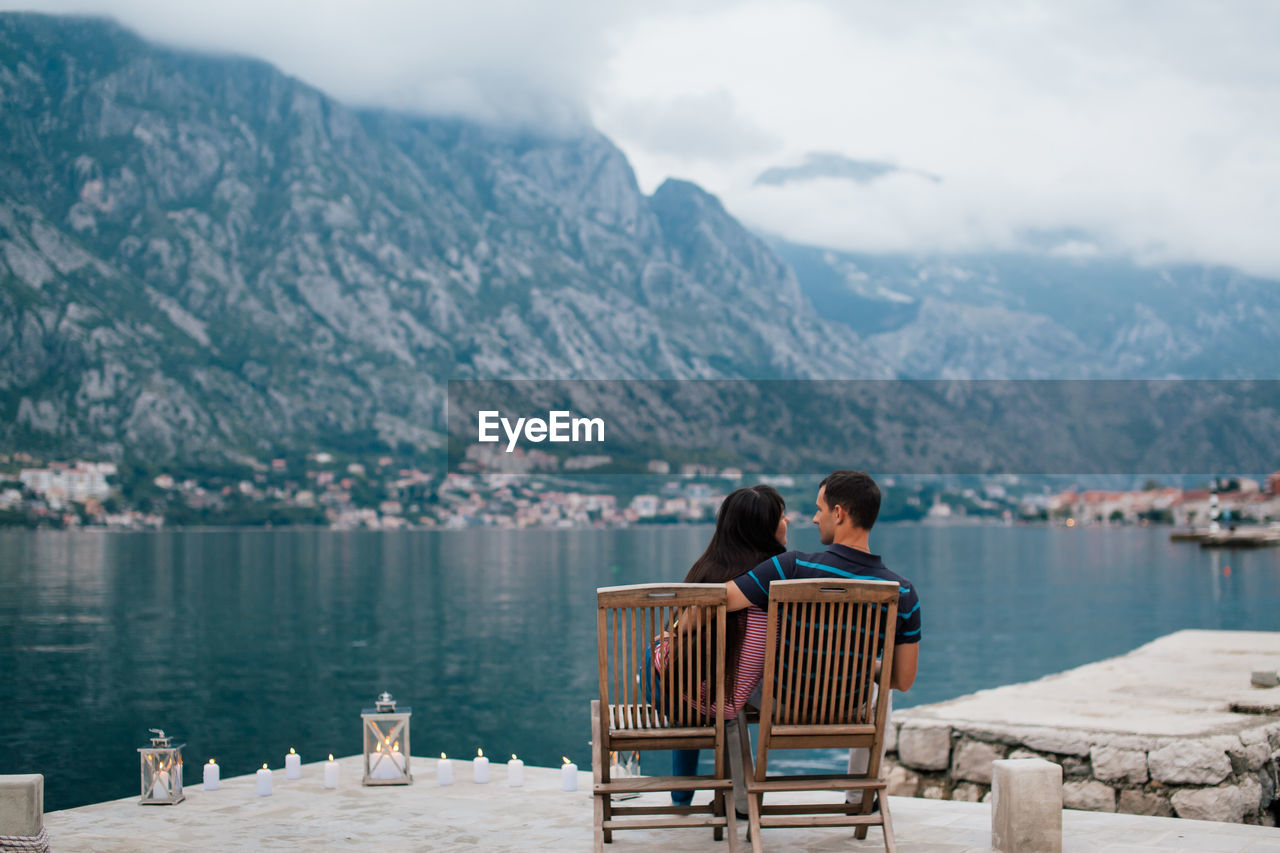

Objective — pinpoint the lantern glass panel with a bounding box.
[139,745,185,804]
[361,706,412,785]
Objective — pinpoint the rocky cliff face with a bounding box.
[0,14,888,463]
[774,242,1280,380]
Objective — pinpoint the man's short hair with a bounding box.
[820,470,880,530]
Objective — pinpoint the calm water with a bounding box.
[2,524,1278,811]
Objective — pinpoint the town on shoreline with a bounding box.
[4,452,1280,533]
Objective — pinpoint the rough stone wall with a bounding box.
[883,717,1280,825]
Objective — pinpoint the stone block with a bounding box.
[953,738,1004,784]
[1060,756,1091,779]
[884,720,898,754]
[991,759,1062,853]
[1147,738,1232,785]
[1008,748,1044,761]
[921,783,947,799]
[0,774,43,837]
[1092,734,1157,752]
[897,720,951,771]
[1090,745,1148,784]
[1228,740,1272,774]
[883,761,920,797]
[1062,780,1116,812]
[1239,775,1263,812]
[1240,725,1270,746]
[1020,728,1091,757]
[1117,789,1173,817]
[952,781,986,802]
[1170,784,1250,823]
[1251,670,1279,687]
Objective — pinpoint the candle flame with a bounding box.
[477,748,484,758]
[392,741,400,753]
[562,756,571,764]
[511,754,517,761]
[440,752,447,759]
[376,742,383,753]
[208,758,215,765]
[262,764,268,770]
[329,754,334,761]
[289,747,296,754]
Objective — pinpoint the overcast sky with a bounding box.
[7,0,1280,277]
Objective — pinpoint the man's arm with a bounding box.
[726,580,751,612]
[890,642,918,692]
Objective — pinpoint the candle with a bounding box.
[561,756,578,792]
[323,754,339,789]
[473,748,490,783]
[437,753,453,786]
[370,741,407,779]
[257,764,272,796]
[149,768,172,799]
[203,758,220,791]
[507,754,524,787]
[285,747,301,779]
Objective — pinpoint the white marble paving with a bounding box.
[42,756,1280,852]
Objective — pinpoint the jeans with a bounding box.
[671,683,761,813]
[671,715,749,813]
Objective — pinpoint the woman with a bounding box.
[654,484,788,814]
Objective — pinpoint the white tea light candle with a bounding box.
[285,747,301,779]
[323,754,339,789]
[507,754,524,787]
[473,748,490,783]
[256,764,272,796]
[203,758,220,791]
[437,753,453,786]
[561,756,578,792]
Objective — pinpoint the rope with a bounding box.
[0,825,50,852]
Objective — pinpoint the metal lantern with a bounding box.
[362,692,412,785]
[138,728,185,805]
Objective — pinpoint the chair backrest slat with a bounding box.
[763,580,899,729]
[597,584,727,732]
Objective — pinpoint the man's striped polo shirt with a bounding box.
[732,543,922,646]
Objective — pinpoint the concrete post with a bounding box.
[0,774,44,841]
[991,758,1062,853]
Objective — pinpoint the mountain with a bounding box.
[773,241,1280,379]
[0,13,889,464]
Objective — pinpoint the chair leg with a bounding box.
[713,788,725,841]
[853,789,873,840]
[748,790,763,853]
[723,789,740,853]
[591,701,611,848]
[879,792,896,853]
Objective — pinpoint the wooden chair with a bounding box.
[740,579,900,853]
[592,583,739,852]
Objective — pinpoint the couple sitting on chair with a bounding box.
[656,469,922,816]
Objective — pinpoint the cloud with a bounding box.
[754,152,940,187]
[596,1,1280,277]
[1,0,641,131]
[599,89,781,161]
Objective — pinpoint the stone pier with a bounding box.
[884,630,1280,824]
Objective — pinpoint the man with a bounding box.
[725,469,921,804]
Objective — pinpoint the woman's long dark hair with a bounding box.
[681,484,786,704]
